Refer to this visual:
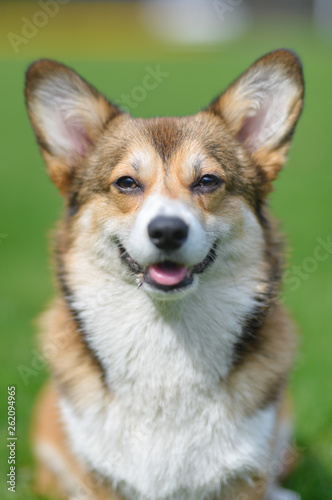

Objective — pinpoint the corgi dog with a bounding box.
[25,49,304,500]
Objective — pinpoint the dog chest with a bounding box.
[60,381,276,499]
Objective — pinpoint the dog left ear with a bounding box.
[25,59,122,194]
[207,49,304,182]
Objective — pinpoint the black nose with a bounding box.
[148,216,188,251]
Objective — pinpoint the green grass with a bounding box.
[0,11,332,499]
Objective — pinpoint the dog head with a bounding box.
[25,50,303,298]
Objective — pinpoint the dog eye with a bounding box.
[193,175,223,191]
[115,176,139,190]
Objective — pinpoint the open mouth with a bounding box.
[145,261,193,291]
[118,243,217,292]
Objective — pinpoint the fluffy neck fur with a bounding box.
[60,233,268,402]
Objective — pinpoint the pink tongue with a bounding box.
[149,264,187,286]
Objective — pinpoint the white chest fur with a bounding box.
[61,391,275,500]
[59,249,276,499]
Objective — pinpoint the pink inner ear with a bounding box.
[57,106,94,159]
[67,122,93,158]
[236,101,270,153]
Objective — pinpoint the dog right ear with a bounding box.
[206,50,304,185]
[25,59,122,194]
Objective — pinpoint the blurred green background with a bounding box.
[0,1,331,498]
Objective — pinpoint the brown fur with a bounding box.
[33,297,297,499]
[25,50,304,499]
[33,383,120,500]
[208,49,304,185]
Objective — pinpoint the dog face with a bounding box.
[80,114,259,297]
[25,51,303,297]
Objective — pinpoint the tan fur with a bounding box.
[33,383,121,500]
[33,381,274,500]
[208,50,304,184]
[39,299,111,411]
[25,50,304,500]
[227,304,297,415]
[33,299,297,498]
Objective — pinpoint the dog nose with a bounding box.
[148,216,188,251]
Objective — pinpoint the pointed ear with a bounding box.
[207,49,304,182]
[25,59,122,194]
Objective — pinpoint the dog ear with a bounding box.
[25,59,122,194]
[207,49,304,183]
